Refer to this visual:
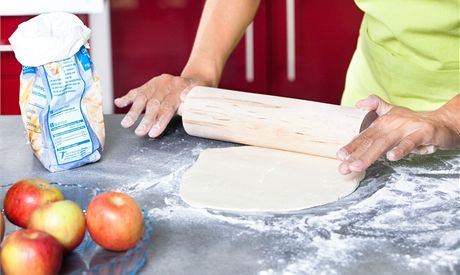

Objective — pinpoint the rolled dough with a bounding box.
[180,146,364,212]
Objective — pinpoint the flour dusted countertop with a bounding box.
[1,115,459,275]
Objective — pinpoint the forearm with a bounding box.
[181,0,261,86]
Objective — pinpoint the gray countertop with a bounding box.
[1,115,459,275]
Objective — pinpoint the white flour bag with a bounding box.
[9,13,105,172]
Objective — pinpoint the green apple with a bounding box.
[28,200,86,253]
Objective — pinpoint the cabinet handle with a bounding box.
[0,44,13,52]
[286,0,296,81]
[245,22,254,82]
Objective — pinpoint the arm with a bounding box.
[181,0,261,86]
[114,0,261,137]
[337,94,460,174]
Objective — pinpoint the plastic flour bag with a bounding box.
[9,13,105,172]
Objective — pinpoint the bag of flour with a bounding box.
[9,13,105,172]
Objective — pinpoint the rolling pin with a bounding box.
[178,86,377,159]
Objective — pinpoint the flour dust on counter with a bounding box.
[3,116,457,274]
[98,124,459,274]
[145,146,460,275]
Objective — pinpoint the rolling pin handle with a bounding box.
[359,111,378,133]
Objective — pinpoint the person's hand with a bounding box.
[336,95,460,175]
[114,74,204,138]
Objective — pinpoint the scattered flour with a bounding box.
[129,141,459,275]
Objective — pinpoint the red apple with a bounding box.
[28,200,86,253]
[4,178,64,228]
[0,229,63,275]
[86,192,144,251]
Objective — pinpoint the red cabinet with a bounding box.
[0,16,30,115]
[0,54,22,115]
[269,0,363,103]
[110,0,207,113]
[111,0,363,113]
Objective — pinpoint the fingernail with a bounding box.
[337,149,349,161]
[349,160,363,172]
[135,124,147,136]
[121,116,133,127]
[338,163,350,175]
[115,99,126,107]
[387,150,397,161]
[148,122,161,138]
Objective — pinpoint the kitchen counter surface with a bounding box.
[1,115,459,274]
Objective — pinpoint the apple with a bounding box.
[86,192,144,251]
[0,229,63,275]
[28,200,86,253]
[4,178,64,228]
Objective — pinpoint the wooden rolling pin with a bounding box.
[179,86,377,159]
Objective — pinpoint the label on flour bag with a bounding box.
[45,48,95,165]
[10,13,105,172]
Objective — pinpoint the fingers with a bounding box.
[337,128,376,162]
[338,130,399,174]
[336,96,396,174]
[338,125,428,175]
[337,130,375,175]
[114,88,138,108]
[116,74,192,137]
[356,95,393,116]
[146,76,192,137]
[386,132,426,161]
[121,93,148,128]
[411,145,437,155]
[134,99,161,136]
[148,94,180,138]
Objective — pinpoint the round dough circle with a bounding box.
[180,146,364,212]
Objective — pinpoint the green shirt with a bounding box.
[341,0,459,111]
